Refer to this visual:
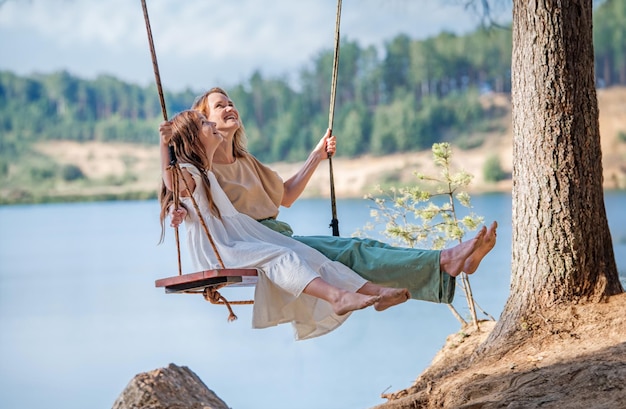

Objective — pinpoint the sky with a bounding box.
[0,0,512,92]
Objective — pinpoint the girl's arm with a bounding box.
[160,121,174,191]
[160,121,193,226]
[166,169,194,228]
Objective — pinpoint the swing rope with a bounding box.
[327,0,342,237]
[169,150,183,276]
[141,0,250,320]
[140,0,168,123]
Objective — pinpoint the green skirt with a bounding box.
[260,219,455,303]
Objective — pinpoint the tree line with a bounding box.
[0,0,623,169]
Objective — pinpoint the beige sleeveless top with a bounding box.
[212,154,284,220]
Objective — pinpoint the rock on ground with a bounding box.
[112,363,229,409]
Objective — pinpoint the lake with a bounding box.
[0,192,624,409]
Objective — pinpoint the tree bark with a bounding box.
[482,0,623,353]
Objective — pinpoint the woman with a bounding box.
[159,110,414,340]
[161,88,498,304]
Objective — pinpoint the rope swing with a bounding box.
[142,0,345,318]
[327,0,342,237]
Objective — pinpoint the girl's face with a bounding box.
[197,114,223,155]
[205,92,240,133]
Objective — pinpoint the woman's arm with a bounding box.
[281,129,336,207]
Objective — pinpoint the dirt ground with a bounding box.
[373,292,626,409]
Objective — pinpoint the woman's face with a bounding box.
[205,92,240,134]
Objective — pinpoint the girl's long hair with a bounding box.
[192,87,249,158]
[158,110,220,243]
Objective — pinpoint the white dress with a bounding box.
[179,164,368,340]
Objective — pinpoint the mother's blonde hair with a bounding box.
[159,110,220,242]
[192,87,249,158]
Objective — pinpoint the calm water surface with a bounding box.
[0,192,624,409]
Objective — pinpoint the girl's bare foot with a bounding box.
[463,221,498,275]
[440,227,486,277]
[333,292,380,316]
[374,288,410,311]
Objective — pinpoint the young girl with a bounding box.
[159,110,413,340]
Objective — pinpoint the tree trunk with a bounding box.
[482,0,623,353]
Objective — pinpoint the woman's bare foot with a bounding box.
[374,288,410,311]
[332,292,380,316]
[463,221,498,275]
[440,227,486,277]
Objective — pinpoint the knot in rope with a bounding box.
[203,286,238,322]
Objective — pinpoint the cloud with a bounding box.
[0,0,510,91]
[0,0,141,47]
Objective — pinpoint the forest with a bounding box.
[0,0,624,200]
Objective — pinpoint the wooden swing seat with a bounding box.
[155,268,258,294]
